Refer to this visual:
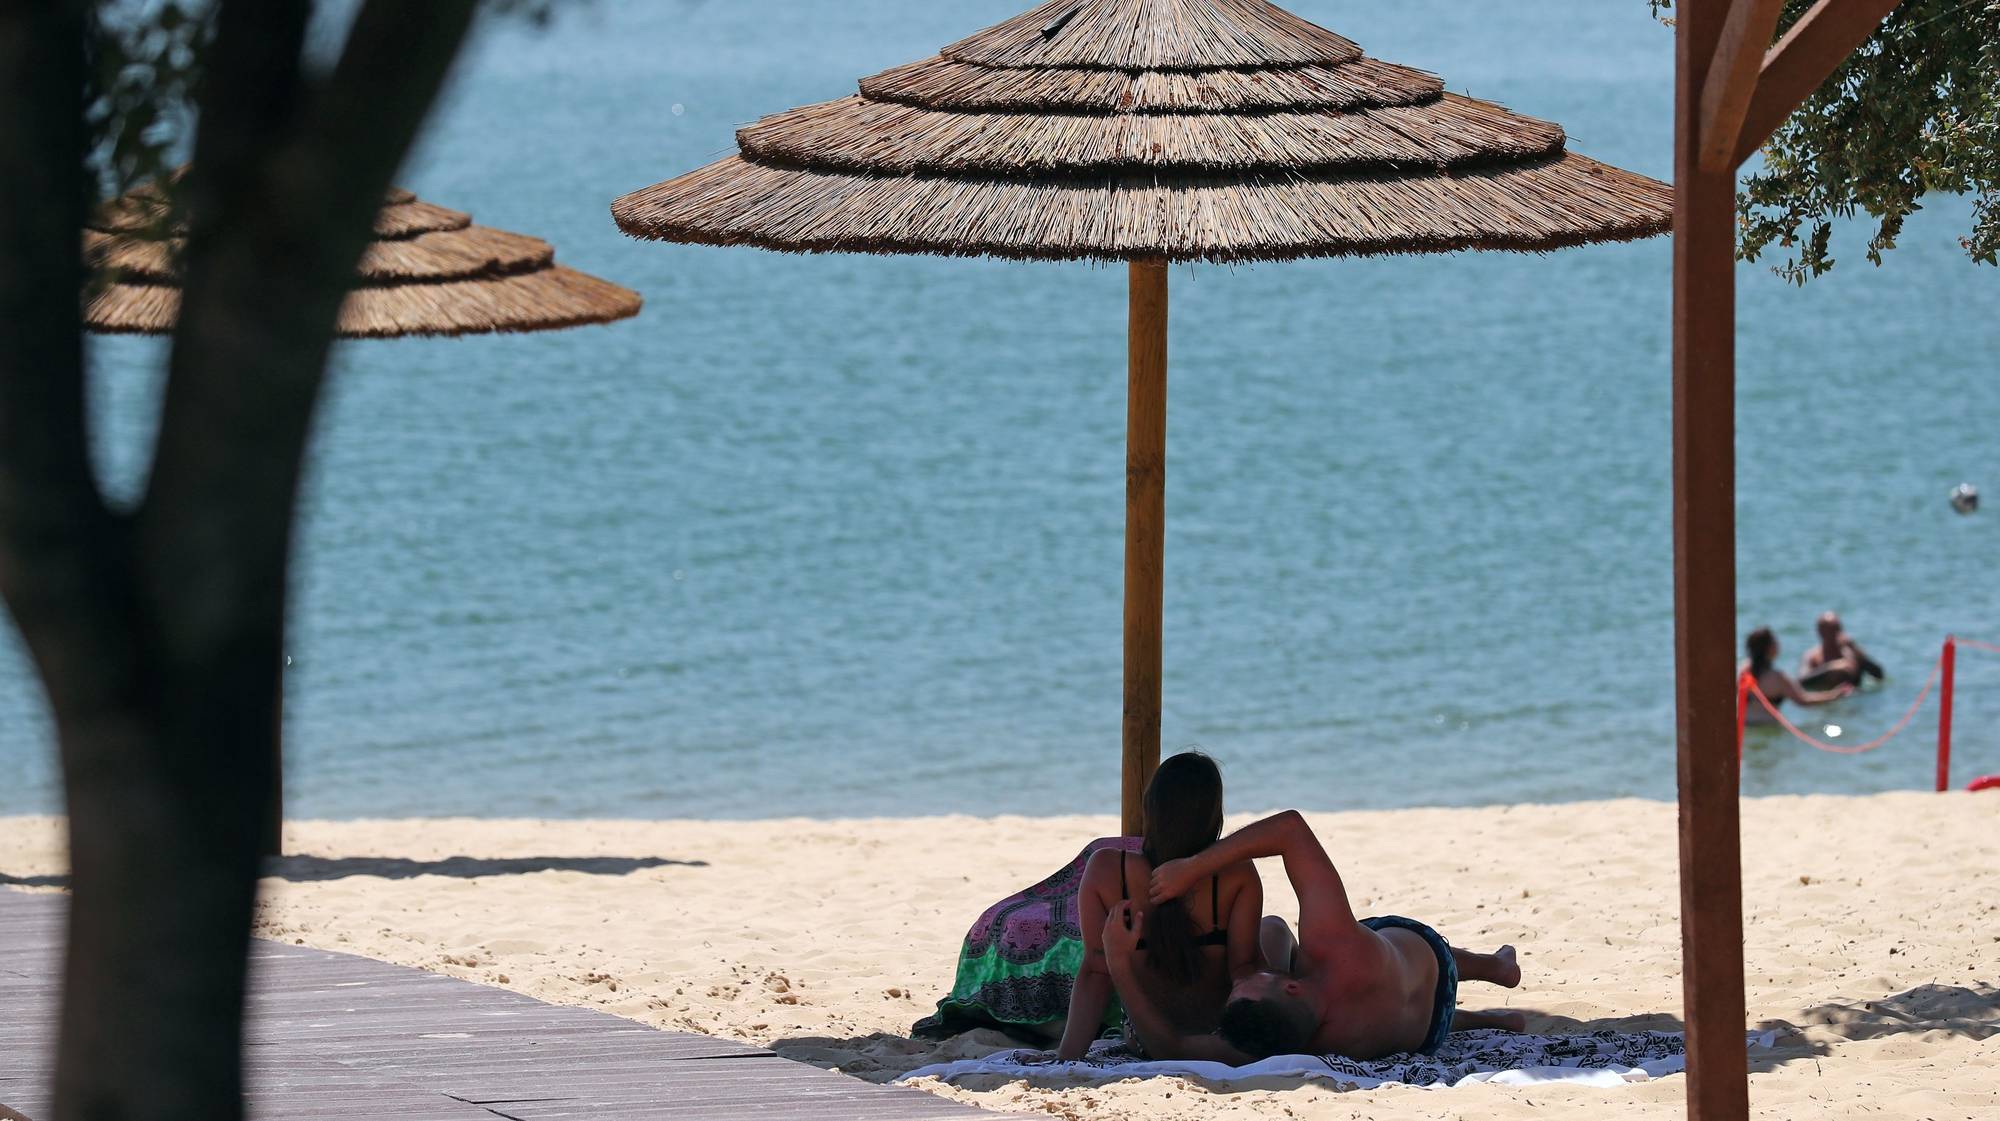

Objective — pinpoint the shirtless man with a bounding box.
[1799,612,1884,690]
[1102,810,1523,1062]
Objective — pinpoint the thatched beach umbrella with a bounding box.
[87,186,641,337]
[83,180,641,852]
[612,0,1672,831]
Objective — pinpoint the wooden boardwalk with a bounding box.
[0,891,988,1120]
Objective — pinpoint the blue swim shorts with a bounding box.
[1362,915,1457,1056]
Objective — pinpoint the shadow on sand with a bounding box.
[3,854,707,890]
[265,854,707,882]
[1756,982,2000,1047]
[1515,987,1998,1075]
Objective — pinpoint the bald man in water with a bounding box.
[1800,612,1884,690]
[1102,810,1524,1063]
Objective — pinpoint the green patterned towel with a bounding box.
[913,836,1140,1042]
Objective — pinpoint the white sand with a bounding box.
[3,792,1996,1120]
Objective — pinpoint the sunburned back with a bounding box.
[1301,925,1440,1060]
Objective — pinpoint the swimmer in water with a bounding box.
[1798,612,1884,690]
[1742,626,1851,724]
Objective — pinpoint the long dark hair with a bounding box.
[1747,627,1776,677]
[1140,750,1225,984]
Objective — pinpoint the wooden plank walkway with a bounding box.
[0,890,989,1120]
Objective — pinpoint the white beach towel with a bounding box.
[902,1029,1778,1091]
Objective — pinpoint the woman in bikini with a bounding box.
[1053,751,1264,1060]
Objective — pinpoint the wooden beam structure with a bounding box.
[1733,0,1905,166]
[1699,0,1789,172]
[1674,2,1902,1119]
[1122,260,1169,837]
[1674,5,1751,1118]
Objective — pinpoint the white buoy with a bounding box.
[1950,483,1979,515]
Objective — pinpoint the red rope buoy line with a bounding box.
[1742,657,1944,756]
[1732,636,2000,790]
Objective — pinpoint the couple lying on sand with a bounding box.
[1050,752,1523,1064]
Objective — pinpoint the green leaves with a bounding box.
[1656,0,2000,281]
[85,1,211,225]
[1745,1,1999,282]
[79,0,581,221]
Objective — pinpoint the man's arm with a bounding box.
[1846,638,1885,680]
[1149,810,1361,941]
[1101,903,1253,1066]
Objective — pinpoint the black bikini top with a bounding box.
[1120,850,1229,948]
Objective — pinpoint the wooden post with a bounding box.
[1672,3,1901,1114]
[1123,259,1168,837]
[1674,3,1750,1121]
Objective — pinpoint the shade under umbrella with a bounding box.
[88,186,641,338]
[612,0,1672,827]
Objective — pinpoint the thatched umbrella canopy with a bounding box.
[81,178,640,856]
[87,186,641,338]
[612,0,1672,829]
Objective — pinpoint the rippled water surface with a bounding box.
[3,1,1996,818]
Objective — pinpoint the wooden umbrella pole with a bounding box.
[1673,2,1748,1119]
[1122,259,1168,836]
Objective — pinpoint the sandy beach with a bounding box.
[2,792,1995,1120]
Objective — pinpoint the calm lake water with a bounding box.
[3,0,1996,819]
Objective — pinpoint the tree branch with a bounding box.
[133,0,313,666]
[174,0,311,236]
[137,0,480,665]
[0,0,134,714]
[1733,0,1905,167]
[302,0,486,212]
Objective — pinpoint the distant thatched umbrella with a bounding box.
[87,186,641,337]
[82,179,641,855]
[613,0,1672,829]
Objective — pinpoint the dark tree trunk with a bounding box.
[0,2,479,1117]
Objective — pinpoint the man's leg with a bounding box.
[1259,916,1298,973]
[1451,1008,1528,1033]
[1446,942,1525,1035]
[1452,944,1521,988]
